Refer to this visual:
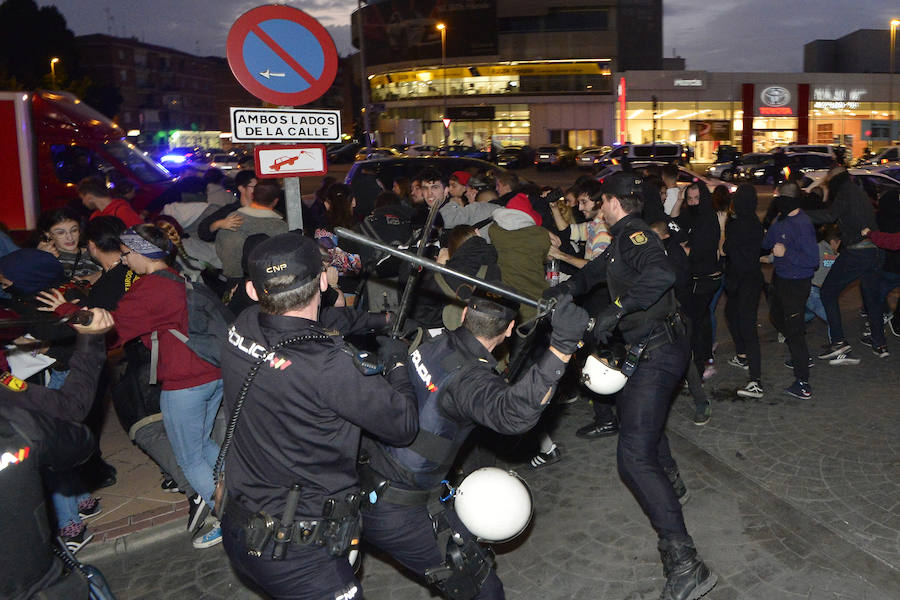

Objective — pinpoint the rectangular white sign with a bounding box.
[230,107,342,143]
[255,144,327,178]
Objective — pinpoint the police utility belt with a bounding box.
[226,485,362,561]
[621,312,686,377]
[359,462,442,507]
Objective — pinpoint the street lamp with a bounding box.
[436,22,448,148]
[50,57,60,89]
[891,19,899,122]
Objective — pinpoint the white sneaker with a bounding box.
[736,380,764,399]
[192,520,222,549]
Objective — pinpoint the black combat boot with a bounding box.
[657,538,717,600]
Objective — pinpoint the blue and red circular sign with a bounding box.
[226,5,338,106]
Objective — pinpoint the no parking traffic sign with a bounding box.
[226,4,338,106]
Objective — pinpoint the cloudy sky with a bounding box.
[39,0,899,72]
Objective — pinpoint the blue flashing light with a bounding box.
[161,154,188,164]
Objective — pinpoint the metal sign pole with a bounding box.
[284,176,303,231]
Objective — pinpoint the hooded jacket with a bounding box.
[676,185,721,276]
[723,185,764,277]
[807,171,878,246]
[489,208,550,321]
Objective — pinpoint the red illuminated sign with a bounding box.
[759,107,793,116]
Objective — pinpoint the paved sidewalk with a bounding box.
[82,291,900,599]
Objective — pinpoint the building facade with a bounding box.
[353,0,662,150]
[804,29,900,74]
[619,70,899,161]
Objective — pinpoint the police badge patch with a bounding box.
[629,231,648,245]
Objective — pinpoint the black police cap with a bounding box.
[247,233,324,297]
[601,172,644,199]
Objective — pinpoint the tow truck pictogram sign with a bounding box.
[254,144,327,179]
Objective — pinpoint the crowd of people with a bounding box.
[1,155,898,600]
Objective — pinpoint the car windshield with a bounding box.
[537,147,556,153]
[103,141,172,183]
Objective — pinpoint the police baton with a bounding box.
[334,227,551,315]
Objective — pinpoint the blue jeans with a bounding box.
[45,470,91,529]
[160,379,223,506]
[805,285,831,340]
[820,247,885,346]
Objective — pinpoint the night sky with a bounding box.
[39,0,899,72]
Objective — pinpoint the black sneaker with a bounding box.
[161,477,181,493]
[77,497,102,520]
[859,331,873,348]
[187,494,210,533]
[529,445,562,469]
[818,341,850,360]
[889,315,900,337]
[872,345,890,358]
[783,357,815,370]
[736,380,764,399]
[828,349,861,366]
[784,380,812,400]
[692,402,711,426]
[727,355,748,370]
[60,522,94,554]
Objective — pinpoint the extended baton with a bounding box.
[0,309,94,330]
[335,227,551,314]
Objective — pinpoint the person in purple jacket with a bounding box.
[762,182,820,399]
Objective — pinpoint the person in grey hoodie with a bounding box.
[723,185,765,398]
[215,180,288,279]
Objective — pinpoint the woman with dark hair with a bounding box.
[315,183,361,274]
[38,223,226,549]
[36,207,102,283]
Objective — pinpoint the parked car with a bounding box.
[327,142,362,164]
[856,145,900,166]
[354,147,402,161]
[496,145,535,169]
[576,147,606,169]
[345,156,508,193]
[628,142,688,165]
[868,162,900,184]
[440,145,489,160]
[534,144,576,169]
[781,143,836,159]
[708,152,773,181]
[735,152,837,184]
[404,144,439,157]
[800,168,900,201]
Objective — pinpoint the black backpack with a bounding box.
[148,270,233,384]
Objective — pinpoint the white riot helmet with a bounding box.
[581,352,628,395]
[453,467,533,542]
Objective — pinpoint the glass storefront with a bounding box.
[378,104,530,148]
[618,100,898,162]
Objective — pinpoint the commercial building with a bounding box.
[804,28,900,74]
[352,0,662,150]
[619,71,898,161]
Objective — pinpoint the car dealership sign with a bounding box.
[812,87,867,110]
[755,84,798,116]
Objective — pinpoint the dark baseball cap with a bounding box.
[601,172,644,199]
[247,233,324,297]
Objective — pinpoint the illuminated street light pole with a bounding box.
[437,22,448,148]
[891,19,899,123]
[50,57,60,89]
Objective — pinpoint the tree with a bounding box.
[0,0,77,89]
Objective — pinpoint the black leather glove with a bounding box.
[376,335,409,372]
[549,294,591,354]
[592,304,624,345]
[541,282,571,301]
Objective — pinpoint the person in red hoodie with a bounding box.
[78,176,143,228]
[37,224,225,548]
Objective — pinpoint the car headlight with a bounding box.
[753,169,765,177]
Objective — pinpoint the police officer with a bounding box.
[358,291,590,599]
[0,307,115,599]
[219,233,418,600]
[545,172,717,600]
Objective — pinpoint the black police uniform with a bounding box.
[220,305,418,600]
[563,212,693,543]
[359,325,568,600]
[0,332,108,599]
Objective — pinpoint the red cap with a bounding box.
[451,170,472,186]
[505,193,542,226]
